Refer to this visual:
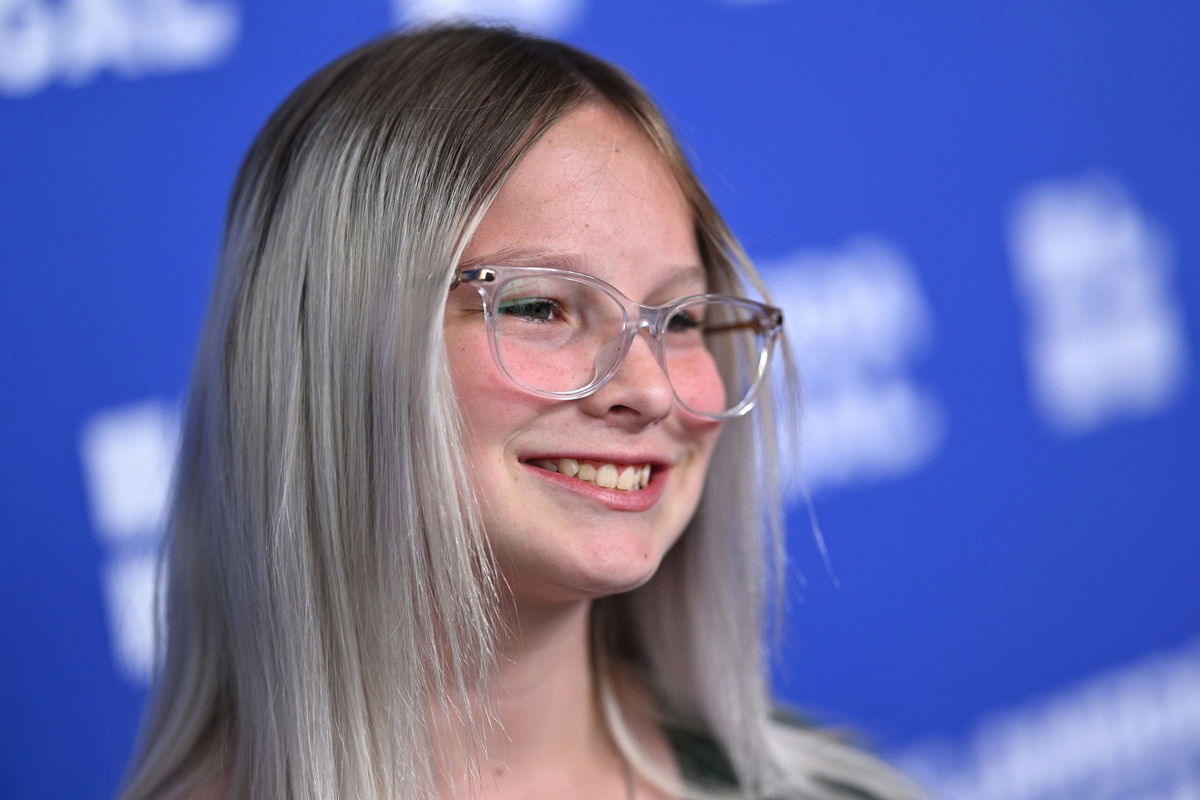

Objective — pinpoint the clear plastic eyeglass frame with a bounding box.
[448,264,784,420]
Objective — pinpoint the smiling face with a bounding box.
[443,102,723,606]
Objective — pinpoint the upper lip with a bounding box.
[518,451,672,468]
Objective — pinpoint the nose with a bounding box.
[579,328,674,424]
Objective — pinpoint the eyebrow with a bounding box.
[459,247,710,295]
[459,247,591,273]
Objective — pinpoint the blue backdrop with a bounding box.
[2,2,1197,798]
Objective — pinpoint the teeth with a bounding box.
[530,458,654,491]
[596,464,618,489]
[617,466,638,490]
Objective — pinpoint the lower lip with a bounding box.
[521,463,669,512]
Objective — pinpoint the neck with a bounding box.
[434,597,629,799]
[489,598,603,766]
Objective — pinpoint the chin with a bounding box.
[506,542,670,605]
[570,562,661,599]
[574,525,681,594]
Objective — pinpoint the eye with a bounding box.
[667,309,703,334]
[498,297,563,323]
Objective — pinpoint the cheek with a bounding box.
[444,319,519,410]
[446,329,496,395]
[673,402,723,488]
[444,323,555,452]
[664,349,727,416]
[688,419,723,474]
[444,326,510,450]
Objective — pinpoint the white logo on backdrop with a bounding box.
[79,398,178,682]
[0,0,240,97]
[762,237,944,493]
[392,0,584,33]
[895,636,1200,800]
[1009,175,1189,435]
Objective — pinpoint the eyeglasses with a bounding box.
[449,265,783,419]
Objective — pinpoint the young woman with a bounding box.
[121,24,926,800]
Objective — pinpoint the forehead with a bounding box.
[462,102,704,295]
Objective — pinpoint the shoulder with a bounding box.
[662,721,739,789]
[765,710,929,800]
[664,709,928,800]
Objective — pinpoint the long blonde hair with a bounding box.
[121,24,924,800]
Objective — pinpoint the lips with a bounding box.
[518,454,669,512]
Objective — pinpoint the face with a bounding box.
[443,102,723,606]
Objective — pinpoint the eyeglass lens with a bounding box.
[492,275,770,416]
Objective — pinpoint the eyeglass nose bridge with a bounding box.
[588,306,673,396]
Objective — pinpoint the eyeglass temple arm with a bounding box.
[704,307,784,335]
[448,267,497,291]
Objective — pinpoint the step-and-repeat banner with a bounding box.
[2,2,1197,797]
